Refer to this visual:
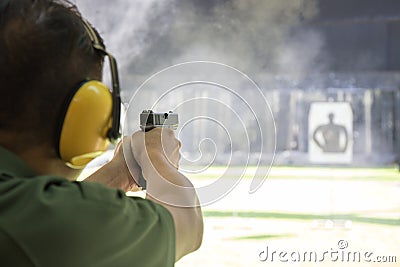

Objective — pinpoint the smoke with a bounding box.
[75,0,324,90]
[75,0,173,68]
[169,0,321,74]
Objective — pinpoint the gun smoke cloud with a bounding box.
[76,0,324,91]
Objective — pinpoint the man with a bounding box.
[0,0,203,266]
[312,113,349,153]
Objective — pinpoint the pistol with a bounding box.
[140,110,179,131]
[137,110,179,189]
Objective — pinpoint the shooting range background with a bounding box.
[76,0,400,266]
[77,0,400,167]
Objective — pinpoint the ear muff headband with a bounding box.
[58,19,121,168]
[81,18,121,142]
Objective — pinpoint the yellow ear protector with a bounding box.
[57,19,121,169]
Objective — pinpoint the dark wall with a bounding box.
[387,22,400,70]
[313,0,400,71]
[316,0,400,21]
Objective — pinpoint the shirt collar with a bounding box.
[0,146,36,179]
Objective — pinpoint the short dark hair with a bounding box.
[0,0,105,152]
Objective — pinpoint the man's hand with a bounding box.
[130,128,181,171]
[84,128,182,192]
[85,141,141,192]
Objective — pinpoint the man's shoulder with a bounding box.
[0,174,117,205]
[0,175,176,267]
[0,175,171,221]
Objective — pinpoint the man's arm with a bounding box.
[130,128,203,261]
[85,141,140,192]
[86,128,203,261]
[140,152,203,260]
[312,126,324,150]
[338,126,348,152]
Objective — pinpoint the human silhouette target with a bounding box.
[312,113,349,153]
[308,102,353,164]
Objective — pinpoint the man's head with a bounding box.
[328,113,335,123]
[0,0,105,176]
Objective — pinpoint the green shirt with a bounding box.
[0,147,175,267]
